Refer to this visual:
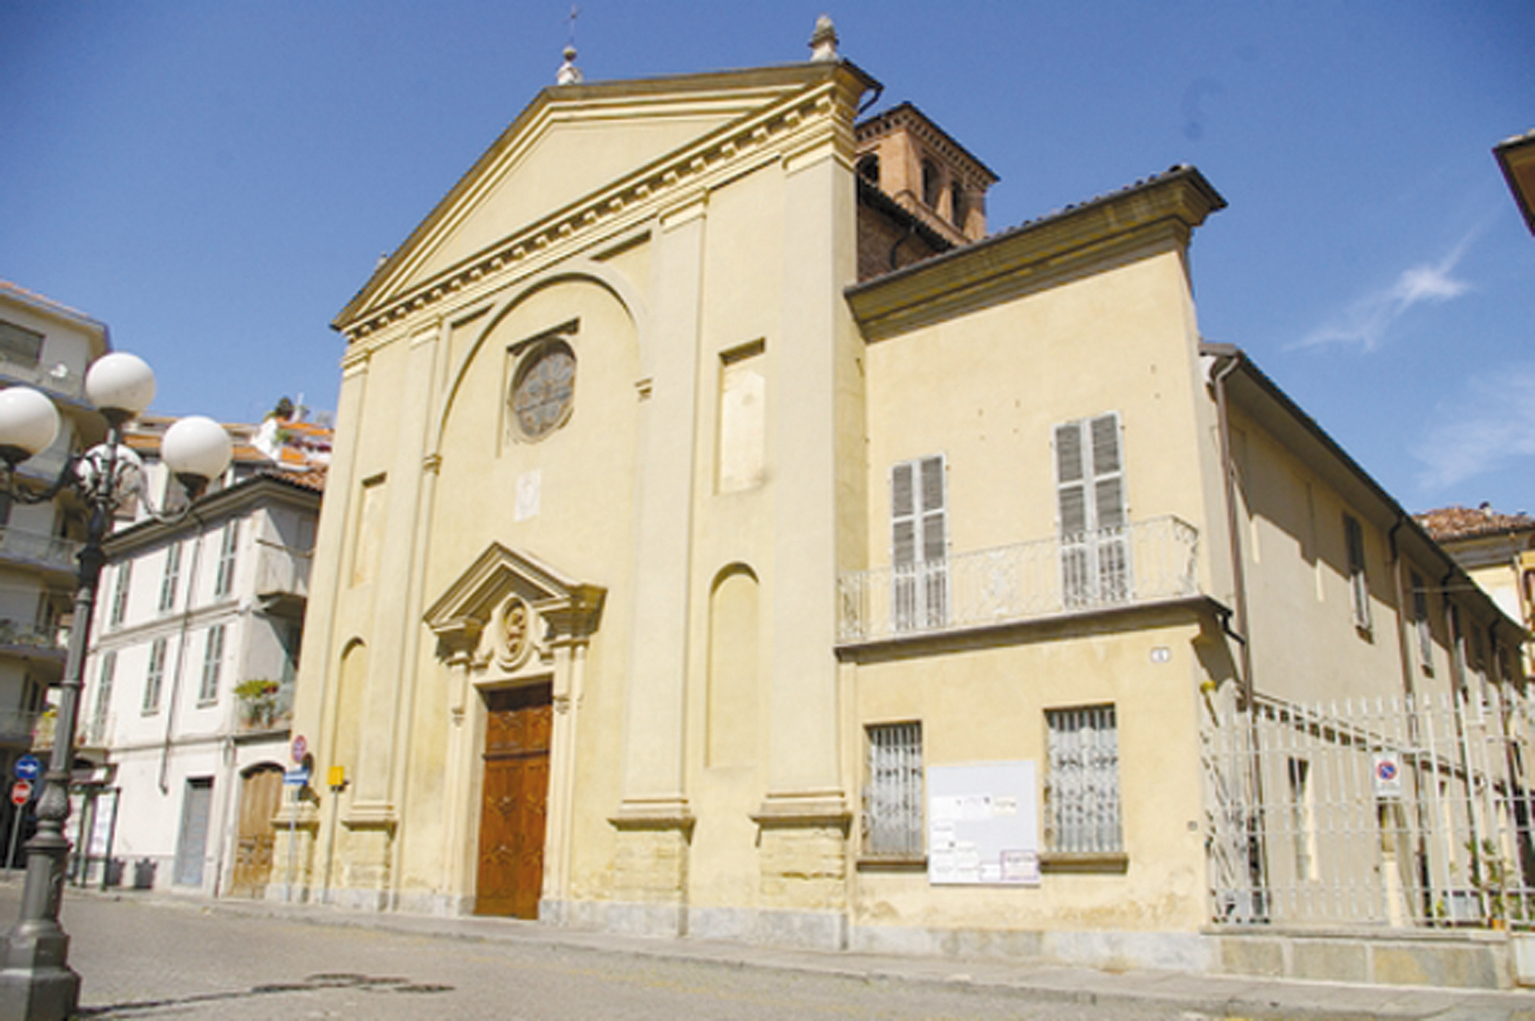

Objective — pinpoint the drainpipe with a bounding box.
[1208,347,1270,919]
[1209,352,1253,707]
[1387,515,1433,919]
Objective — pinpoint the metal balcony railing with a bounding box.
[0,526,82,575]
[0,619,68,658]
[837,516,1200,644]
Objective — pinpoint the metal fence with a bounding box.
[1203,689,1535,930]
[837,516,1200,643]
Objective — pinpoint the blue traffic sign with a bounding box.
[13,755,41,781]
[283,768,311,787]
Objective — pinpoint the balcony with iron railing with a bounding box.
[0,526,82,577]
[837,516,1201,645]
[0,708,41,747]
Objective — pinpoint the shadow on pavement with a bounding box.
[79,972,453,1017]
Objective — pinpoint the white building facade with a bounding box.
[78,472,319,896]
[0,282,110,865]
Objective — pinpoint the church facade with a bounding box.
[283,33,1531,984]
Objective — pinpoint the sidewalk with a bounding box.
[27,877,1535,1021]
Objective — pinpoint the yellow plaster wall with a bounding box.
[861,248,1213,568]
[849,619,1210,932]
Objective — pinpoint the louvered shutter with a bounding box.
[891,456,947,631]
[1055,414,1129,606]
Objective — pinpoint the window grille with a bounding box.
[198,625,225,704]
[109,562,132,628]
[864,722,924,857]
[1046,705,1122,854]
[143,637,168,713]
[159,542,182,613]
[214,521,239,597]
[1344,514,1370,630]
[0,320,44,370]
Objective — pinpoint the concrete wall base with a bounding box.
[1212,927,1512,990]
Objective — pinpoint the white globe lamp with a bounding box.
[85,352,156,422]
[162,414,233,495]
[0,386,61,466]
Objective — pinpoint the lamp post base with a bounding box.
[0,922,79,1021]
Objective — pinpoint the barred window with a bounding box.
[863,722,924,857]
[1046,705,1122,854]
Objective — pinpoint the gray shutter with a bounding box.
[891,462,916,567]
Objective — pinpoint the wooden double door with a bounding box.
[475,683,552,918]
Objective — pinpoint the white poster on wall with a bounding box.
[927,761,1040,886]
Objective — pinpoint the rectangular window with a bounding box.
[717,340,766,493]
[1055,413,1130,607]
[1046,705,1122,854]
[890,455,947,631]
[90,650,116,739]
[143,637,168,713]
[1344,514,1370,630]
[198,625,225,705]
[158,541,183,613]
[1287,757,1318,881]
[109,561,132,628]
[863,722,924,857]
[0,319,44,370]
[214,520,239,597]
[1412,572,1433,672]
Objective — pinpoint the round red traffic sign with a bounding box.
[10,780,31,806]
[291,735,307,763]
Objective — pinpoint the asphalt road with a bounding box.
[0,886,1233,1021]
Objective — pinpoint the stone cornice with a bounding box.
[337,64,872,342]
[847,166,1226,342]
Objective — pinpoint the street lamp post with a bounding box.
[0,353,232,1021]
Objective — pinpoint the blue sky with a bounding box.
[1,2,1532,513]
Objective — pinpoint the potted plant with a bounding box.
[234,678,281,728]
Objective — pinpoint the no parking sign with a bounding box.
[1371,753,1403,798]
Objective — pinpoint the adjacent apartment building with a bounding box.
[76,422,324,897]
[278,28,1531,988]
[0,282,109,865]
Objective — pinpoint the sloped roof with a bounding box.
[1416,505,1535,542]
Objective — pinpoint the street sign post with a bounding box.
[5,781,30,874]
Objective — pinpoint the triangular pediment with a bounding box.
[424,542,599,636]
[338,64,852,330]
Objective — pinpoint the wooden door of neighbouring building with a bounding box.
[475,683,552,918]
[228,765,283,898]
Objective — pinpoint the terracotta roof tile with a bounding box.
[1415,505,1535,542]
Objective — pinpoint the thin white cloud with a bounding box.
[1413,365,1535,493]
[1293,239,1473,351]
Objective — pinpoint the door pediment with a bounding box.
[424,543,604,668]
